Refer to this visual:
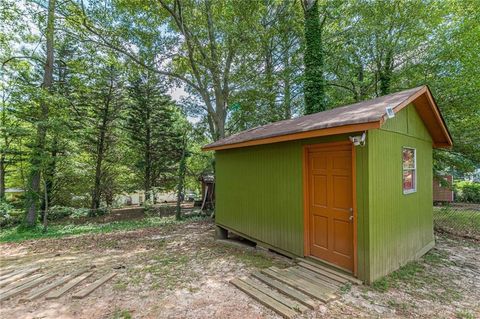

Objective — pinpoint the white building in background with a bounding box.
[114,191,178,206]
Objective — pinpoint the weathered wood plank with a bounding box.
[0,268,25,281]
[22,269,88,301]
[0,267,40,287]
[242,277,308,313]
[45,272,93,300]
[72,273,116,299]
[231,278,297,319]
[0,268,15,277]
[251,271,317,310]
[279,268,336,298]
[0,274,44,294]
[289,266,340,289]
[262,268,335,303]
[0,274,56,302]
[297,262,351,285]
[297,259,363,285]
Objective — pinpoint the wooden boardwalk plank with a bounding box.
[231,278,297,319]
[289,266,340,289]
[72,273,116,299]
[0,268,26,281]
[45,272,93,300]
[0,274,56,302]
[252,271,317,310]
[297,259,362,285]
[22,269,88,301]
[280,268,336,297]
[242,277,308,313]
[0,269,15,277]
[0,268,40,287]
[297,262,350,285]
[0,274,44,294]
[262,268,335,303]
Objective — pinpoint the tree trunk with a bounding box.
[40,144,57,219]
[175,136,187,221]
[0,155,5,201]
[144,106,152,202]
[303,0,326,115]
[91,119,107,210]
[264,43,276,122]
[42,179,48,232]
[25,0,56,227]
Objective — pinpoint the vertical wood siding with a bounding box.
[366,104,434,282]
[216,134,368,262]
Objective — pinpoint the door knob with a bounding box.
[349,215,354,221]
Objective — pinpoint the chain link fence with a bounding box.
[433,203,480,240]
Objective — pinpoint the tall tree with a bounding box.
[302,0,326,114]
[126,70,184,201]
[25,0,56,226]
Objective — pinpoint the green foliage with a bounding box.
[46,206,108,221]
[0,200,23,227]
[454,182,480,203]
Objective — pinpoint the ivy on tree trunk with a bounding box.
[303,0,326,115]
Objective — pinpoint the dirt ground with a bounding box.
[1,219,479,319]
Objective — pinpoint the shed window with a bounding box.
[402,147,416,194]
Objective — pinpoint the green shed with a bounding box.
[203,86,452,283]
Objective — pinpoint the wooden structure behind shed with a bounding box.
[433,175,454,203]
[199,173,215,210]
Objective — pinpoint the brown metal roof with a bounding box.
[203,85,452,151]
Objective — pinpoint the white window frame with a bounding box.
[402,147,417,194]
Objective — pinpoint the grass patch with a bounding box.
[112,309,133,319]
[456,310,475,319]
[233,251,277,268]
[370,250,464,303]
[0,215,209,243]
[372,261,425,292]
[340,282,352,294]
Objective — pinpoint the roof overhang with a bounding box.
[203,85,453,151]
[203,121,380,151]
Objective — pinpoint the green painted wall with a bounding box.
[214,103,434,283]
[365,104,434,282]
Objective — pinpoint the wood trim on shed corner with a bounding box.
[202,122,380,151]
[351,143,358,277]
[302,140,358,277]
[302,145,310,258]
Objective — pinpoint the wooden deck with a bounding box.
[0,267,116,303]
[231,258,362,318]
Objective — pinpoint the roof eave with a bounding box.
[202,121,381,151]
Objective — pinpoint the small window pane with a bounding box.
[403,148,415,169]
[403,170,415,192]
[402,147,416,194]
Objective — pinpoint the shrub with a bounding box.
[47,206,109,220]
[454,181,480,203]
[0,201,23,228]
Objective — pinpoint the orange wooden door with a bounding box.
[306,143,354,272]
